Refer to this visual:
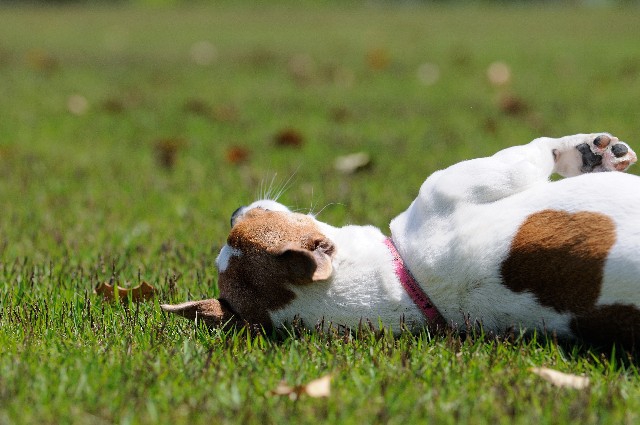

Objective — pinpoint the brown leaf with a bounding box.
[274,128,304,148]
[25,49,59,74]
[94,281,156,303]
[329,107,351,123]
[101,98,126,114]
[498,93,528,115]
[366,48,391,70]
[226,146,251,164]
[530,367,590,389]
[288,54,316,84]
[212,105,239,123]
[153,137,186,170]
[269,375,332,400]
[184,99,212,116]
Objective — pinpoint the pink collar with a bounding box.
[384,237,444,328]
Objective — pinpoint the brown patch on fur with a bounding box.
[499,209,640,347]
[501,210,616,314]
[571,304,640,349]
[216,208,335,331]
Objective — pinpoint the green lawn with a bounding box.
[1,3,640,424]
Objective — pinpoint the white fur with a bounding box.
[215,245,242,273]
[236,133,639,337]
[270,223,426,332]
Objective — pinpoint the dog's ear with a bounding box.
[277,237,335,283]
[161,298,240,328]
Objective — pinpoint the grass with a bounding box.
[1,2,640,424]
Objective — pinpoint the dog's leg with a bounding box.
[421,133,636,205]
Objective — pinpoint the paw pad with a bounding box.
[611,143,628,158]
[592,135,611,149]
[580,134,637,173]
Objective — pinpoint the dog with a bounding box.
[163,133,640,347]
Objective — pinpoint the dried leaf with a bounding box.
[101,98,126,114]
[329,107,351,123]
[212,105,239,123]
[487,61,511,86]
[25,49,59,74]
[94,281,156,303]
[288,53,316,84]
[304,375,331,397]
[274,128,304,148]
[226,146,251,164]
[67,95,89,116]
[184,99,212,116]
[530,367,590,389]
[153,137,186,170]
[334,152,371,174]
[269,375,331,399]
[498,93,528,115]
[366,48,391,70]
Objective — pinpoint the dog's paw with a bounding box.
[575,134,637,173]
[553,134,637,176]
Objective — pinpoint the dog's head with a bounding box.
[161,200,336,331]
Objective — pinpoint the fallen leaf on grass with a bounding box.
[67,94,89,116]
[288,53,316,84]
[530,367,590,389]
[212,105,239,123]
[498,93,528,115]
[153,137,186,170]
[226,146,251,164]
[25,49,59,74]
[334,152,371,174]
[329,107,351,123]
[274,128,304,148]
[183,98,212,116]
[94,281,157,303]
[269,375,331,400]
[487,61,512,86]
[366,48,391,70]
[101,98,126,113]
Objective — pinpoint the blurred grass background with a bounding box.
[1,2,640,423]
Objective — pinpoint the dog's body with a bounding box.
[163,133,640,346]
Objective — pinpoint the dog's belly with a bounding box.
[390,172,640,337]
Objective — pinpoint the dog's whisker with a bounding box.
[273,169,298,202]
[312,202,343,218]
[266,174,278,200]
[308,187,316,216]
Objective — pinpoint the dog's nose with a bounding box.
[230,206,246,227]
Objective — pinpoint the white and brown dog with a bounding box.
[163,133,640,347]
